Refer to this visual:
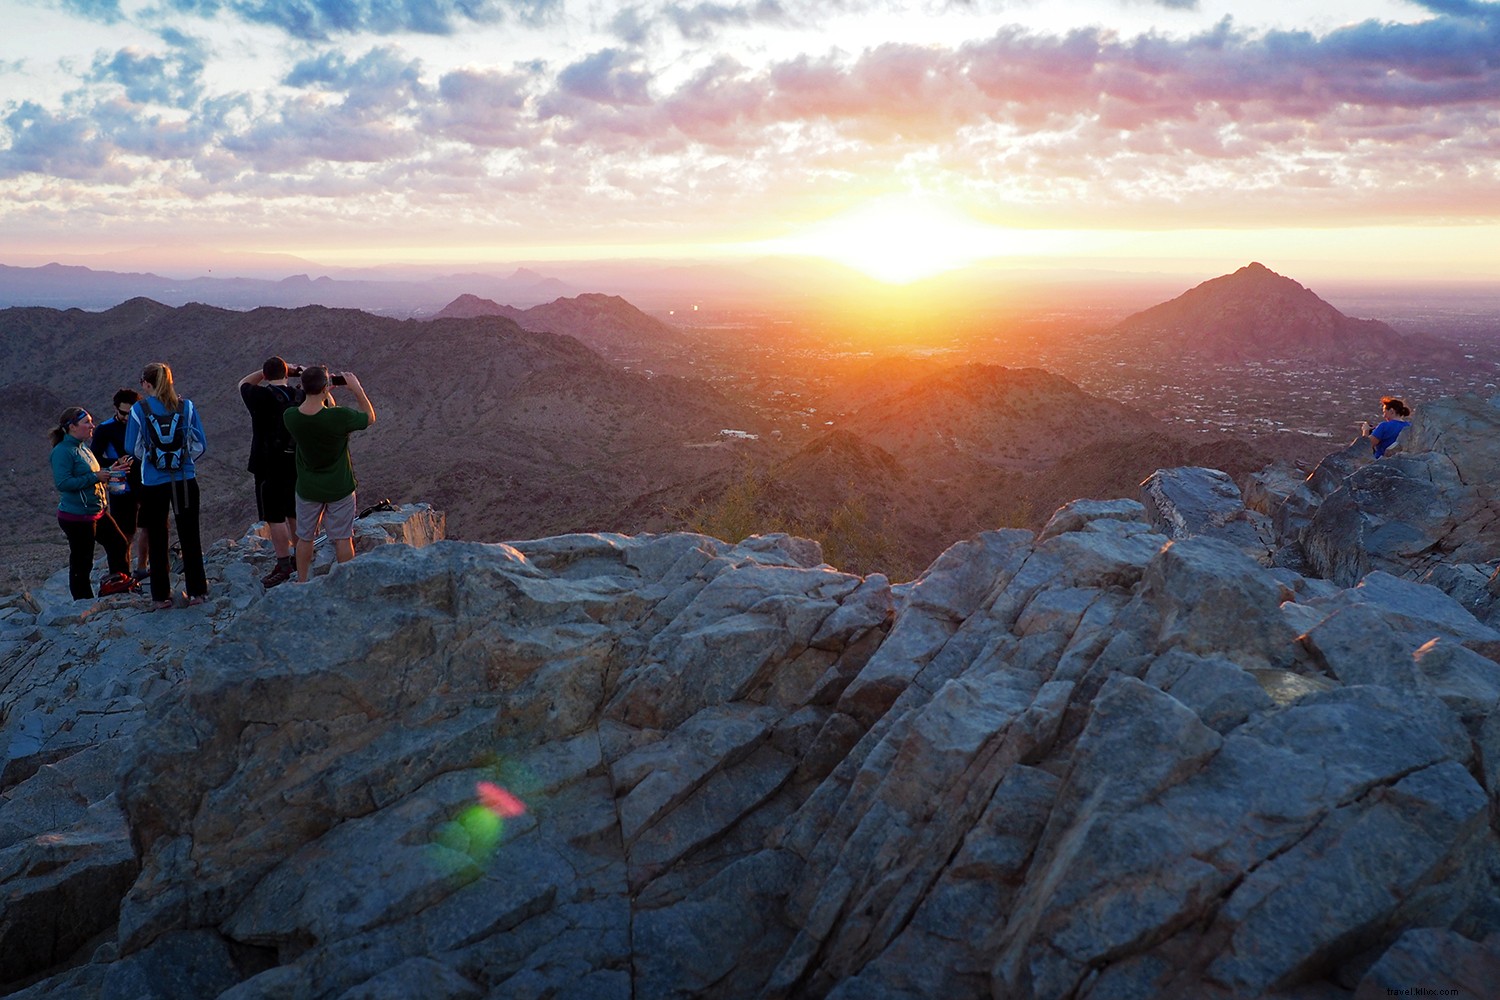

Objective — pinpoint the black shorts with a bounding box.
[255,467,298,523]
[108,489,141,536]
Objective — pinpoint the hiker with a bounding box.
[49,406,132,600]
[127,361,209,609]
[1360,396,1411,459]
[283,366,376,583]
[239,357,304,588]
[90,387,150,581]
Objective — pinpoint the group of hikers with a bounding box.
[47,358,376,606]
[50,376,1411,606]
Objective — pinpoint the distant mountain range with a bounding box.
[433,292,692,360]
[1104,262,1466,363]
[0,262,578,315]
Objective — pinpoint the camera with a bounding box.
[287,365,305,378]
[331,374,347,386]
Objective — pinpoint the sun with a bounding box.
[771,195,1019,284]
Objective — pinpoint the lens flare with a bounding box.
[477,781,527,818]
[428,779,531,872]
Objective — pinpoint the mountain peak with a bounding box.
[1108,263,1403,362]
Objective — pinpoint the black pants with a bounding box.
[58,513,129,600]
[139,478,207,601]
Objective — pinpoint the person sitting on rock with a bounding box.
[1359,397,1411,459]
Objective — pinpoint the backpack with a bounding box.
[266,384,299,456]
[99,571,139,596]
[140,400,191,473]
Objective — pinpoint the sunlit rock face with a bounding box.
[4,438,1500,998]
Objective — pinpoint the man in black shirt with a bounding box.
[238,357,304,588]
[90,387,148,579]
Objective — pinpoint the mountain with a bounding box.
[432,292,507,319]
[2,299,764,588]
[432,292,690,361]
[1105,261,1464,363]
[837,363,1172,473]
[653,363,1269,577]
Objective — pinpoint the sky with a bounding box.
[2,0,1499,283]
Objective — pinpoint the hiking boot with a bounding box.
[261,565,294,589]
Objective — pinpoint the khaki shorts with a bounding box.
[295,493,357,541]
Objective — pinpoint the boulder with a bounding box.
[1284,395,1500,588]
[1140,466,1274,564]
[1139,536,1299,669]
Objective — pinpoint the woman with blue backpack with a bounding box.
[127,361,209,609]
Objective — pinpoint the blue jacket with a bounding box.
[52,436,108,517]
[126,397,207,486]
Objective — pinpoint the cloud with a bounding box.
[424,65,541,147]
[159,0,560,39]
[607,0,808,43]
[193,48,435,172]
[0,101,121,181]
[552,49,654,107]
[6,0,1500,237]
[665,0,792,40]
[218,99,423,172]
[61,0,124,22]
[284,47,428,111]
[86,33,208,109]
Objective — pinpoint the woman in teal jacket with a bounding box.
[49,406,131,599]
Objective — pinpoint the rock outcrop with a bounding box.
[1250,392,1500,620]
[5,417,1500,998]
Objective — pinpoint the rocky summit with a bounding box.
[5,397,1500,999]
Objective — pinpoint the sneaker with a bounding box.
[261,565,294,589]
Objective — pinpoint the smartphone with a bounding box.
[331,374,348,386]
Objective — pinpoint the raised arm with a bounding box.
[341,373,376,426]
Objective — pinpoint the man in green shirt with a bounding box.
[282,365,377,583]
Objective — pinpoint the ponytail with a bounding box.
[142,362,182,412]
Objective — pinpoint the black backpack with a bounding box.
[140,401,192,473]
[266,384,299,455]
